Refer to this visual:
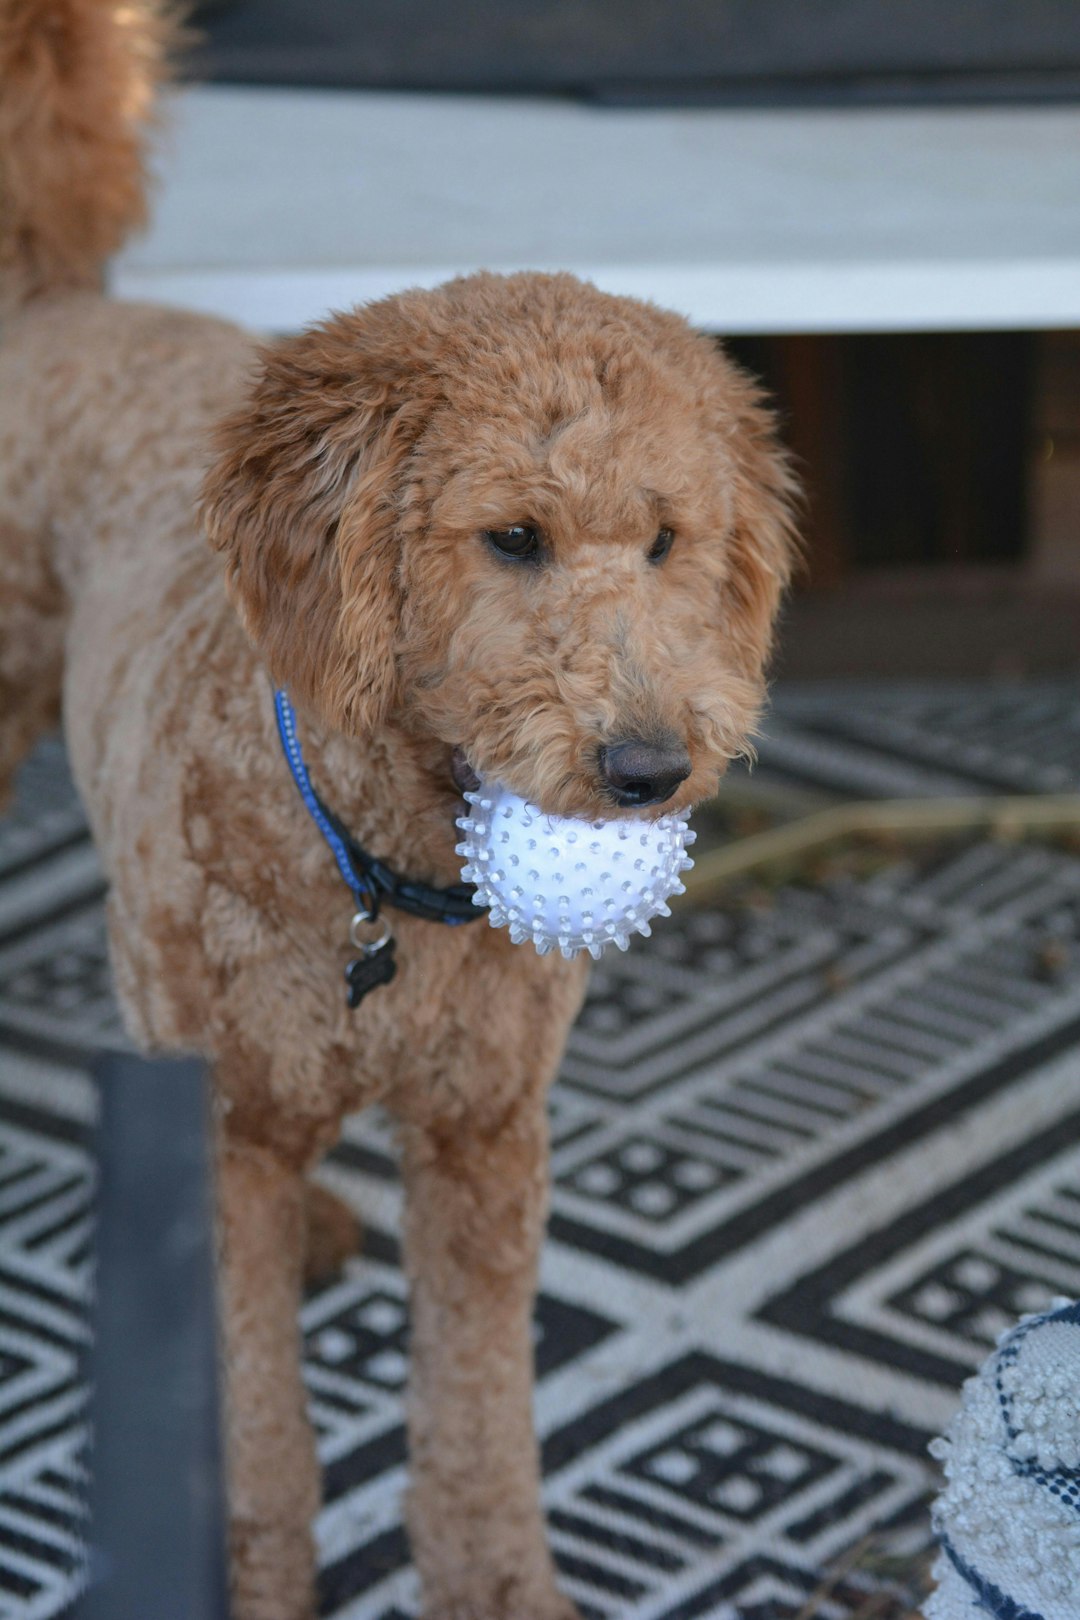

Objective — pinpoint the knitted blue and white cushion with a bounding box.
[927,1298,1080,1620]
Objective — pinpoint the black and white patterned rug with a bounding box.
[3,681,1080,1620]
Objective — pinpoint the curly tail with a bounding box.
[0,0,181,316]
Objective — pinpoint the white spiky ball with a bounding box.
[455,782,695,959]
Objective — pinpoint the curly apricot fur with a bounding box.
[202,273,796,818]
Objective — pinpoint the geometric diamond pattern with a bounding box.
[5,683,1080,1617]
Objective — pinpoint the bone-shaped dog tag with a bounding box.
[344,941,398,1008]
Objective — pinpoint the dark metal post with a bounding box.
[82,1052,228,1620]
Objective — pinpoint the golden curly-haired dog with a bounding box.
[0,3,796,1615]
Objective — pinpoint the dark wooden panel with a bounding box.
[191,0,1080,102]
[840,332,1033,569]
[726,332,1035,585]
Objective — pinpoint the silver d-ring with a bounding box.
[349,912,393,955]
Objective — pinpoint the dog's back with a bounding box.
[0,0,253,810]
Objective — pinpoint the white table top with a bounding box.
[112,85,1080,334]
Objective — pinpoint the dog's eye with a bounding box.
[648,528,675,565]
[485,525,541,562]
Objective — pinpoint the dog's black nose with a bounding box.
[600,740,692,808]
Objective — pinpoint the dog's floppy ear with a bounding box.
[716,366,801,679]
[200,303,437,735]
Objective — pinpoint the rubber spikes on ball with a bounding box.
[456,782,695,960]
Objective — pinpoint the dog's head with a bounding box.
[201,273,797,819]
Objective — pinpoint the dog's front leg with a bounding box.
[218,1138,321,1620]
[400,1089,579,1620]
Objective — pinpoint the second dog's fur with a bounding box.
[0,4,797,1615]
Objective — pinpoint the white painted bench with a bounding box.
[113,86,1080,335]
